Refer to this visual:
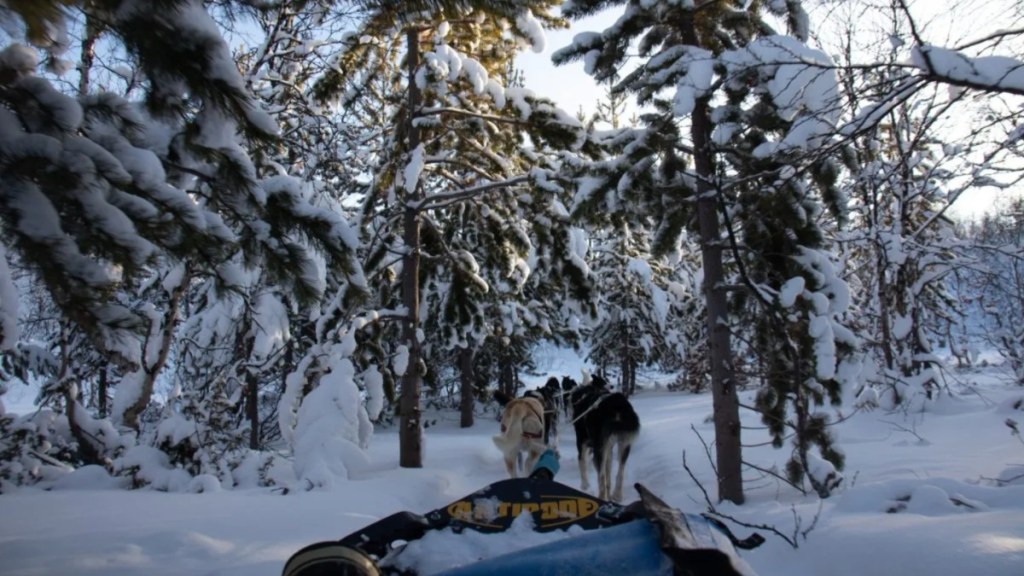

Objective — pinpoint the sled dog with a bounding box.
[492,396,547,478]
[569,373,640,502]
[522,376,563,447]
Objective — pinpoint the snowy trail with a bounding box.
[2,374,1024,576]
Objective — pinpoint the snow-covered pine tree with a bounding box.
[585,222,686,396]
[0,1,365,488]
[416,15,603,426]
[315,0,593,464]
[164,2,373,476]
[554,0,859,500]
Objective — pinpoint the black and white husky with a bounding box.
[568,372,640,502]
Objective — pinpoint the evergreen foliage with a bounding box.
[554,0,858,498]
[585,222,688,395]
[314,0,597,460]
[1,0,1024,497]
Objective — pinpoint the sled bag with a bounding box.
[433,519,671,576]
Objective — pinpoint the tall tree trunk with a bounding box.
[97,366,108,418]
[694,103,744,504]
[458,347,475,428]
[684,12,743,505]
[246,370,259,449]
[72,16,104,447]
[499,349,513,399]
[399,27,424,468]
[78,16,99,95]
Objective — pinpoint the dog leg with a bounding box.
[589,438,602,498]
[578,447,590,492]
[504,453,518,479]
[612,440,632,502]
[523,446,543,478]
[599,441,613,501]
[592,437,607,500]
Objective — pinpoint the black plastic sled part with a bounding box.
[282,477,761,576]
[635,483,756,576]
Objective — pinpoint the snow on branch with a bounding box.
[414,175,530,211]
[912,45,1024,98]
[720,35,841,157]
[106,0,279,137]
[514,10,547,54]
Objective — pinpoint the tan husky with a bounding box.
[492,396,547,478]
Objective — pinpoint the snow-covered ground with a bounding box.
[2,348,1023,576]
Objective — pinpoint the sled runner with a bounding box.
[282,451,762,576]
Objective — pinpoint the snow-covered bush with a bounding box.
[291,355,372,489]
[0,405,76,492]
[112,380,293,491]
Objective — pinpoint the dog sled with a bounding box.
[282,450,763,576]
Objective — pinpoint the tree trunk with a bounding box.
[66,388,105,466]
[121,266,190,431]
[98,366,108,418]
[683,12,743,506]
[458,347,475,428]
[499,348,515,399]
[877,249,895,371]
[78,16,99,95]
[620,340,635,397]
[620,344,627,394]
[628,355,636,397]
[399,27,424,468]
[693,105,744,504]
[59,326,104,466]
[246,370,259,449]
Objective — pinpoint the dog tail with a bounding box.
[492,433,515,452]
[493,412,545,453]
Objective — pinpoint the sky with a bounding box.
[514,2,1023,222]
[515,10,617,120]
[1,345,1023,576]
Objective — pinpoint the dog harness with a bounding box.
[500,404,545,439]
[570,392,613,425]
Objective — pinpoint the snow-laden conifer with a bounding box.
[554,0,858,500]
[314,0,598,465]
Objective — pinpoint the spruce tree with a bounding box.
[0,1,365,486]
[554,0,858,501]
[316,0,593,465]
[586,222,686,396]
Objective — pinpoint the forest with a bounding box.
[1,0,1023,507]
